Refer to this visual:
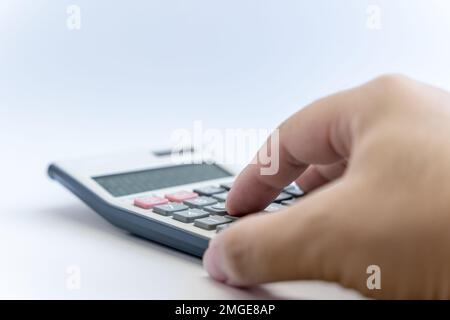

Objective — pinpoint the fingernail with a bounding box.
[203,239,228,283]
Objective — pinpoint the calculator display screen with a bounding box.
[93,163,232,197]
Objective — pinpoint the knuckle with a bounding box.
[372,73,410,88]
[354,74,416,134]
[367,73,413,101]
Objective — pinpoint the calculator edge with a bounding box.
[47,163,209,258]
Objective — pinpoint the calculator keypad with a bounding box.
[131,181,306,233]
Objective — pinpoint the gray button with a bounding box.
[284,185,305,197]
[194,215,233,230]
[153,202,189,216]
[212,192,228,202]
[193,186,226,196]
[274,192,292,203]
[264,203,285,212]
[281,199,297,206]
[172,209,210,223]
[216,223,232,233]
[220,182,234,190]
[183,196,217,208]
[224,215,238,221]
[204,202,227,215]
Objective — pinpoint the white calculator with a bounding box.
[48,148,304,257]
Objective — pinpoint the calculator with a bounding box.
[48,148,304,257]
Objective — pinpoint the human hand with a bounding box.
[203,75,450,299]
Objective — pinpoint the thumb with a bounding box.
[203,179,363,287]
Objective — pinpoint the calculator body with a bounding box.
[48,149,238,257]
[48,148,303,258]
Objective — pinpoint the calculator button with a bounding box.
[193,186,226,196]
[183,196,218,208]
[224,215,238,221]
[220,182,234,190]
[216,223,232,233]
[153,202,189,216]
[194,215,233,231]
[134,196,169,209]
[274,192,292,203]
[281,199,297,206]
[264,203,285,212]
[172,209,210,223]
[212,192,228,202]
[284,185,305,197]
[204,202,227,215]
[165,191,198,202]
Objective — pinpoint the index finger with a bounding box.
[226,84,371,215]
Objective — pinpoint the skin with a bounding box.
[202,75,450,299]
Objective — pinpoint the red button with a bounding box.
[165,191,198,202]
[134,196,169,209]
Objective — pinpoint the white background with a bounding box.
[1,0,450,299]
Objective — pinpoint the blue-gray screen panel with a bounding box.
[93,164,232,197]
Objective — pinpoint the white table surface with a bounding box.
[1,0,450,299]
